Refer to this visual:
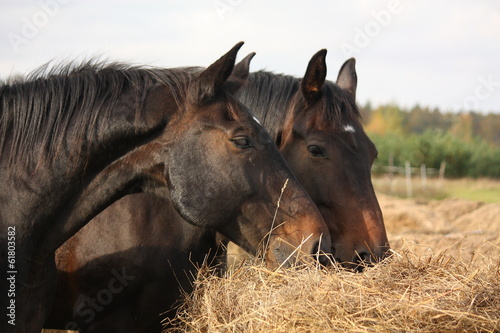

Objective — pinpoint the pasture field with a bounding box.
[166,193,499,333]
[372,175,500,203]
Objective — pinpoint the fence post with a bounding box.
[438,161,446,187]
[388,152,394,194]
[405,161,412,198]
[420,163,427,191]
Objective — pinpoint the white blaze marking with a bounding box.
[252,114,261,125]
[343,124,356,133]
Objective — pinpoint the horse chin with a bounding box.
[333,249,390,272]
[265,237,315,268]
[270,242,294,268]
[341,260,374,273]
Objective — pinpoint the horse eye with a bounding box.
[308,145,325,157]
[231,137,252,149]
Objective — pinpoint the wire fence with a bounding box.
[374,160,446,198]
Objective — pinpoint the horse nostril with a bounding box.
[357,251,372,262]
[353,251,373,272]
[379,247,392,261]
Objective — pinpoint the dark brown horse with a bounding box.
[0,42,330,333]
[49,194,217,332]
[235,50,389,267]
[45,50,389,333]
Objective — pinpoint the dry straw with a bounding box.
[164,196,500,333]
[163,244,499,333]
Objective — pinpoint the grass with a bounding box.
[372,176,500,203]
[444,178,500,202]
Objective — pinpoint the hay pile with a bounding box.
[165,197,500,333]
[379,194,499,261]
[165,250,499,332]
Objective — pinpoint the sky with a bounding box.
[1,0,499,114]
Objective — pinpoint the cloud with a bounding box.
[1,0,499,113]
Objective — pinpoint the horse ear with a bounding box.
[301,49,327,102]
[189,41,244,105]
[231,52,255,80]
[336,58,357,100]
[225,52,256,95]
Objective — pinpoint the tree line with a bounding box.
[362,103,500,179]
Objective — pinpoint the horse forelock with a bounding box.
[316,81,362,130]
[235,71,300,140]
[0,61,196,169]
[288,80,362,133]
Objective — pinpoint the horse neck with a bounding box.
[0,81,178,266]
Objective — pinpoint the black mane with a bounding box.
[236,70,362,139]
[235,71,299,139]
[0,61,196,167]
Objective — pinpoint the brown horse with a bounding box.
[0,42,330,333]
[45,50,388,333]
[233,49,389,267]
[49,194,218,332]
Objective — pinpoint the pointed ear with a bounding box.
[336,58,357,100]
[301,49,327,102]
[188,41,244,105]
[225,52,256,95]
[231,52,255,80]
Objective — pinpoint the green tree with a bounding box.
[478,113,500,147]
[365,104,405,136]
[450,113,474,142]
